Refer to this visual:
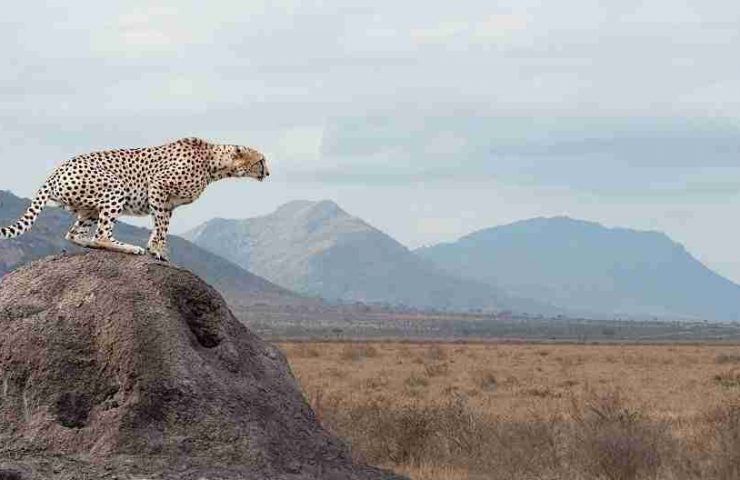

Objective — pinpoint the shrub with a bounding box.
[424,362,449,378]
[702,402,740,480]
[471,369,497,390]
[713,370,740,388]
[362,376,389,391]
[570,391,672,480]
[292,343,321,358]
[340,343,379,361]
[405,374,430,390]
[316,393,562,479]
[715,353,740,364]
[525,386,560,398]
[425,345,447,361]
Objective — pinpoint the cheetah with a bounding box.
[0,137,269,261]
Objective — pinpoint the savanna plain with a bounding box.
[277,341,740,480]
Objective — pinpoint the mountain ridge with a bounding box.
[417,215,740,321]
[8,189,734,321]
[0,190,306,308]
[184,199,551,313]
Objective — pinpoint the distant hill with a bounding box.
[184,200,549,313]
[416,216,740,321]
[0,190,302,308]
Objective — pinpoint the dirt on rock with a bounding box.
[0,251,406,480]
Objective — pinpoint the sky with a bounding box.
[1,1,740,280]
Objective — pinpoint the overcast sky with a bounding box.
[2,1,740,280]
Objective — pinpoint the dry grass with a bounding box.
[470,368,497,390]
[340,343,379,361]
[715,353,740,364]
[713,369,740,388]
[278,341,740,479]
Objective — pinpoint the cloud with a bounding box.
[2,0,740,280]
[409,13,529,46]
[410,21,470,43]
[317,114,740,195]
[275,126,325,163]
[474,14,530,40]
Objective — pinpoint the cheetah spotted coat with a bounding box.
[0,137,269,260]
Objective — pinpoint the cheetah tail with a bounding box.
[0,184,52,239]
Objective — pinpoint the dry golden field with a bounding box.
[277,341,740,480]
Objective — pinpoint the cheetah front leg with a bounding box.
[147,202,172,262]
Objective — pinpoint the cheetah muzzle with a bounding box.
[0,137,270,261]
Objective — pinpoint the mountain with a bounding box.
[184,200,548,313]
[416,216,740,321]
[0,190,302,307]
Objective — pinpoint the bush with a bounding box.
[425,345,447,361]
[702,402,740,480]
[405,374,430,390]
[312,389,718,479]
[340,343,379,361]
[714,370,740,388]
[291,343,321,358]
[315,394,562,479]
[715,353,740,364]
[471,369,497,390]
[570,391,672,480]
[424,362,449,378]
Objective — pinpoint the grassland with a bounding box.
[278,341,740,479]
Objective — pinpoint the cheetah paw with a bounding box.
[147,249,169,262]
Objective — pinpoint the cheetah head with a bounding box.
[232,146,270,181]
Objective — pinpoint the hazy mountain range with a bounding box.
[0,190,302,308]
[183,200,542,313]
[417,217,740,321]
[186,200,740,322]
[3,189,740,321]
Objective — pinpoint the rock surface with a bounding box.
[0,251,405,480]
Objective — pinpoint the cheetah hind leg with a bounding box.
[65,211,97,247]
[86,238,146,256]
[65,210,143,254]
[88,205,146,256]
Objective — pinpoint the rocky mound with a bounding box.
[0,251,405,480]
